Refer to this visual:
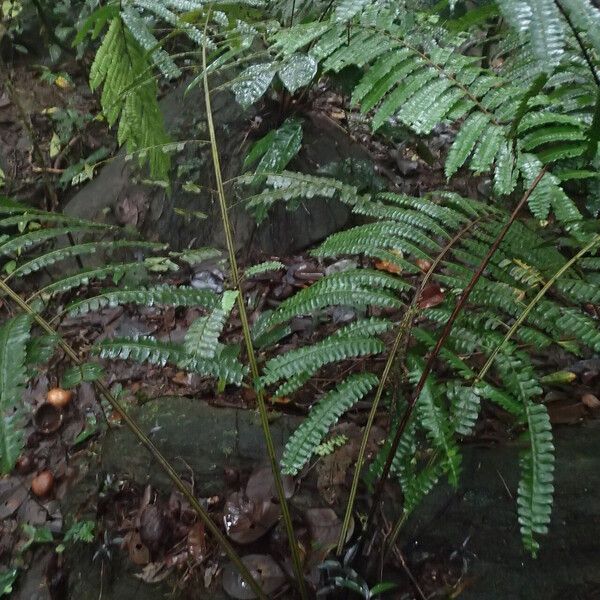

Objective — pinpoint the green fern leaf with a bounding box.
[373,68,437,131]
[184,291,237,359]
[121,5,181,79]
[95,336,245,384]
[0,226,99,258]
[67,285,218,317]
[470,124,505,174]
[244,118,303,186]
[518,402,555,557]
[409,355,461,486]
[494,141,517,195]
[352,49,411,107]
[281,373,378,475]
[333,0,372,22]
[90,16,170,180]
[10,241,165,280]
[261,336,385,386]
[445,113,490,178]
[61,363,105,389]
[232,63,276,108]
[264,269,404,328]
[39,263,148,298]
[447,382,481,436]
[0,315,31,474]
[245,261,285,278]
[279,54,318,93]
[274,22,331,55]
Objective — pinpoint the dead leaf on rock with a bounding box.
[0,478,28,520]
[126,531,151,565]
[582,393,600,409]
[223,492,280,545]
[222,554,285,600]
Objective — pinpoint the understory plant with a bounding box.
[2,0,600,597]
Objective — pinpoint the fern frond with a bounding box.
[518,402,555,557]
[0,315,31,474]
[497,0,565,70]
[243,118,303,188]
[121,5,181,79]
[245,261,285,278]
[261,336,385,387]
[95,336,245,384]
[263,269,404,328]
[281,373,378,475]
[61,363,105,388]
[38,262,149,299]
[9,241,165,280]
[67,284,219,317]
[90,17,170,180]
[409,356,461,487]
[447,382,481,436]
[0,226,99,258]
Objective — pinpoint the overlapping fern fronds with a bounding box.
[0,198,245,466]
[247,171,600,553]
[231,1,600,227]
[84,0,267,179]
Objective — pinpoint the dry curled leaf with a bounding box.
[419,282,445,309]
[223,492,279,545]
[582,393,600,409]
[222,554,285,600]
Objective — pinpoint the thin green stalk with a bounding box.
[0,280,266,600]
[201,37,308,600]
[337,217,481,554]
[475,234,600,383]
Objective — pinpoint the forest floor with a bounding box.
[2,54,600,600]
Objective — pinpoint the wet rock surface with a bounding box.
[403,420,600,599]
[63,78,369,257]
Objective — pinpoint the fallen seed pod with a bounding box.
[31,470,54,498]
[47,387,73,409]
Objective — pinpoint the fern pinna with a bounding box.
[243,171,600,556]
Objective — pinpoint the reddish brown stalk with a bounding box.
[358,167,548,548]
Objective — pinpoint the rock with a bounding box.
[101,397,302,495]
[63,77,372,257]
[402,420,600,599]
